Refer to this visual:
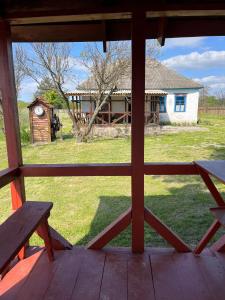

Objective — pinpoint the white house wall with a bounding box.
[160,88,200,124]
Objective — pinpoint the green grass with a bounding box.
[1,111,225,248]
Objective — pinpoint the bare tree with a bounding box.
[79,40,160,140]
[80,42,130,140]
[19,43,80,137]
[13,45,27,97]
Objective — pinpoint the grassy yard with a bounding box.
[1,112,225,248]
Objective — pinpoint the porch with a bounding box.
[1,246,225,300]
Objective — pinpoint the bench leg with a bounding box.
[37,219,54,262]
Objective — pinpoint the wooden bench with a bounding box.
[211,207,225,226]
[0,201,54,274]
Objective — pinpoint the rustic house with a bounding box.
[67,60,202,125]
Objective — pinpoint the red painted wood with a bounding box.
[2,247,225,300]
[144,207,191,252]
[42,249,84,300]
[0,250,44,299]
[127,253,155,300]
[197,169,225,206]
[87,207,131,249]
[16,251,59,300]
[0,201,53,273]
[45,226,73,250]
[144,162,198,175]
[71,249,105,300]
[194,220,221,254]
[100,253,127,300]
[36,219,54,262]
[211,235,225,252]
[0,168,19,189]
[0,20,25,209]
[131,11,145,253]
[20,162,200,177]
[195,160,225,185]
[20,163,132,177]
[210,207,225,225]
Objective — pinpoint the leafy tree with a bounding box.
[43,90,64,108]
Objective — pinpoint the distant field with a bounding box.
[0,112,225,248]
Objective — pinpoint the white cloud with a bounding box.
[194,75,225,93]
[162,51,225,70]
[164,37,207,49]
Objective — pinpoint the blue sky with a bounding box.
[16,37,225,101]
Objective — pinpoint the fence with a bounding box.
[199,107,225,115]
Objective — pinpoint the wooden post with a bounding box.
[131,11,145,253]
[0,20,26,209]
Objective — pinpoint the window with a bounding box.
[159,96,166,113]
[174,95,186,112]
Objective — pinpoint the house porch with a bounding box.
[1,246,225,300]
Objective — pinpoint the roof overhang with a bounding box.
[2,1,225,42]
[66,89,167,97]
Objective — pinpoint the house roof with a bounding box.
[70,59,202,94]
[27,97,53,109]
[66,89,167,96]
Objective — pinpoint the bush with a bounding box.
[20,126,30,144]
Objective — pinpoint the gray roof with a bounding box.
[78,59,202,91]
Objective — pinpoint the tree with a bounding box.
[43,90,64,108]
[34,77,64,108]
[13,44,27,97]
[80,40,160,140]
[19,43,80,137]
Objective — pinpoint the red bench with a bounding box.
[0,201,54,274]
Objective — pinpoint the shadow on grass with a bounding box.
[75,182,225,248]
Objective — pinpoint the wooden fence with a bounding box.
[199,107,225,115]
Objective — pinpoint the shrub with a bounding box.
[20,126,30,144]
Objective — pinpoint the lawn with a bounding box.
[1,112,225,248]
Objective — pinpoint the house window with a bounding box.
[174,95,186,112]
[159,96,166,113]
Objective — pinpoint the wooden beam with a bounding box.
[211,234,225,252]
[9,17,225,43]
[144,208,191,252]
[0,20,25,210]
[194,220,221,254]
[87,207,132,249]
[0,168,20,189]
[144,162,199,175]
[37,225,73,250]
[157,17,166,46]
[198,169,225,206]
[20,163,132,177]
[131,11,145,253]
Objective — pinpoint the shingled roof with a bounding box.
[77,59,202,91]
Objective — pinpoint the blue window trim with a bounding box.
[174,94,186,112]
[159,96,167,113]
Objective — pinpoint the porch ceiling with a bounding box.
[1,1,225,42]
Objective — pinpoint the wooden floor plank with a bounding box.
[16,250,64,300]
[43,248,84,300]
[150,250,218,300]
[0,250,43,300]
[127,253,155,300]
[100,252,127,300]
[71,249,105,300]
[195,251,225,300]
[169,252,216,300]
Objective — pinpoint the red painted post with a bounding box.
[0,20,26,209]
[131,11,146,253]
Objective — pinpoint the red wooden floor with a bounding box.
[1,247,225,300]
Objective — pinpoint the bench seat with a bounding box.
[0,201,54,274]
